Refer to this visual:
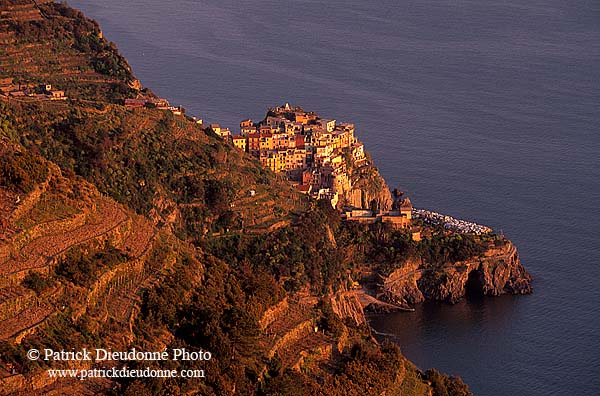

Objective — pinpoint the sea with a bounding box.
[67,1,600,394]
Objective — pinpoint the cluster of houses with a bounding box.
[220,104,368,206]
[0,80,66,101]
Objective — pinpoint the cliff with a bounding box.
[380,241,532,306]
[342,160,393,211]
[0,2,510,395]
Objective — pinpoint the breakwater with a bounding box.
[413,209,492,235]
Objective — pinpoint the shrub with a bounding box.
[425,369,473,396]
[22,272,54,293]
[0,150,48,193]
[56,243,130,287]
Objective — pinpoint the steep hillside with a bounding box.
[0,0,137,102]
[0,1,531,395]
[0,139,183,394]
[5,100,306,235]
[0,138,456,395]
[0,3,443,394]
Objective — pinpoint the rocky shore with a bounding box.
[378,241,532,306]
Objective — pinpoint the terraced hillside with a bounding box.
[0,140,190,393]
[0,0,136,102]
[0,1,308,238]
[1,145,155,319]
[0,2,477,395]
[261,296,333,369]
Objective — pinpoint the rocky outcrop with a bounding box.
[259,297,289,330]
[330,290,366,326]
[380,242,532,305]
[380,258,426,306]
[341,163,392,211]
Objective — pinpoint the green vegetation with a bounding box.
[0,147,48,193]
[203,200,346,293]
[326,341,406,395]
[22,272,55,294]
[260,340,426,396]
[317,300,346,337]
[418,233,488,267]
[0,103,19,142]
[0,3,480,395]
[0,312,104,374]
[56,242,131,287]
[338,222,418,275]
[126,249,277,395]
[425,369,473,396]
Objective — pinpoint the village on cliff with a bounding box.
[207,103,492,237]
[125,96,494,237]
[211,104,417,228]
[0,74,492,236]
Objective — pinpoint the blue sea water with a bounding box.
[67,1,600,394]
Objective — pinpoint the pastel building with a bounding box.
[211,123,232,139]
[232,135,247,152]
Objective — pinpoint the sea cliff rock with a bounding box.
[381,241,532,305]
[381,257,426,306]
[341,163,393,211]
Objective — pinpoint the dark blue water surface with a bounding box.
[68,1,600,394]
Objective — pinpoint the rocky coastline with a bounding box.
[0,2,532,394]
[361,240,532,313]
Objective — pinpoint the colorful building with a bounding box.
[232,135,247,152]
